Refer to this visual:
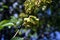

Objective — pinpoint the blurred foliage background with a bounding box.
[0,0,60,40]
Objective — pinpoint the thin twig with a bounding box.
[12,30,19,38]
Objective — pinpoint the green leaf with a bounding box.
[16,18,23,26]
[0,26,4,30]
[0,20,9,30]
[2,23,14,27]
[3,5,8,8]
[11,37,24,40]
[0,20,9,25]
[10,16,18,24]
